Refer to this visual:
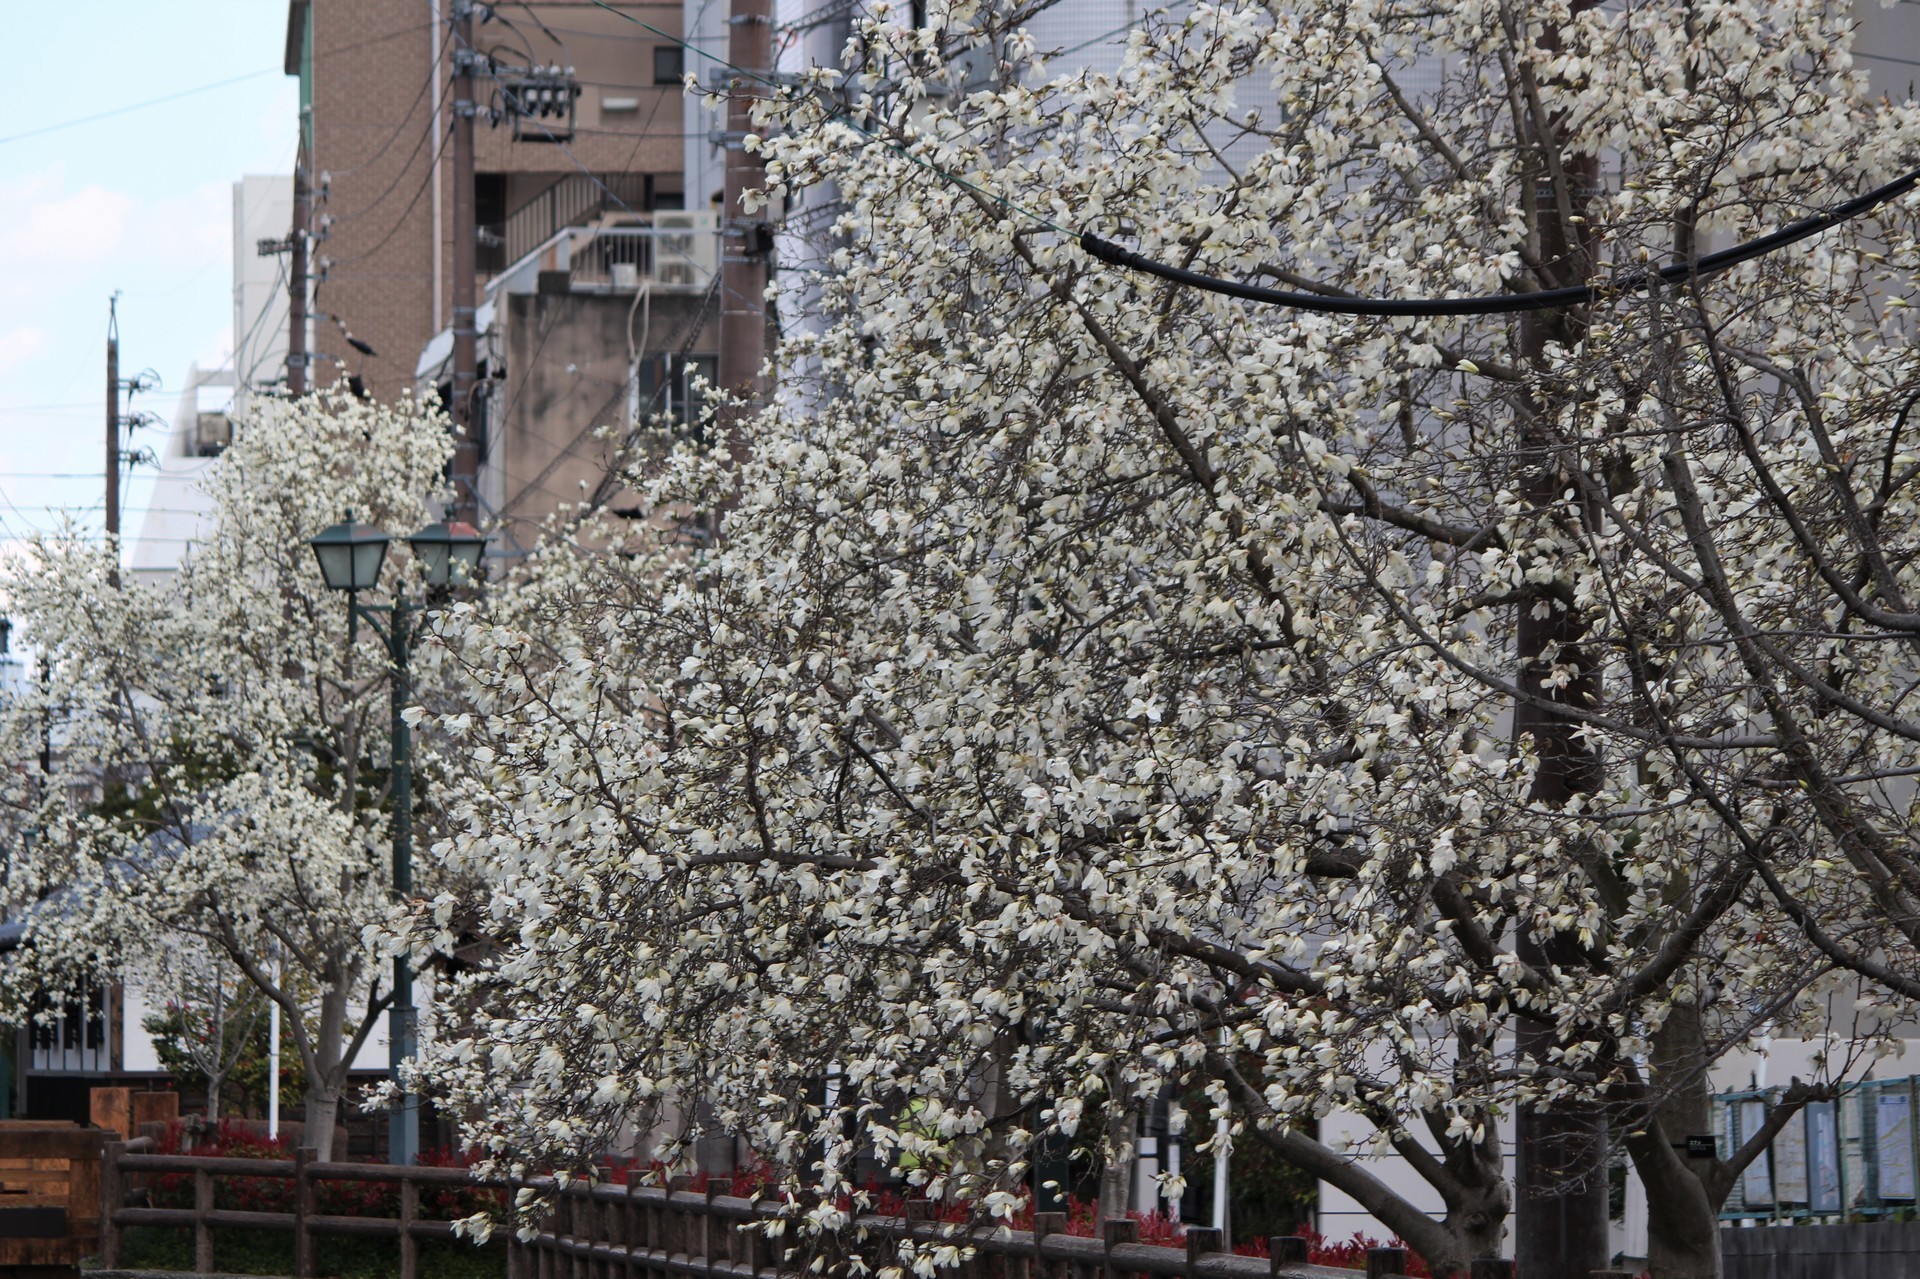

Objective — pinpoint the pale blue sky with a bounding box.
[0,2,298,545]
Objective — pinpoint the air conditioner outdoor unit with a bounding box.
[651,211,717,288]
[194,411,233,458]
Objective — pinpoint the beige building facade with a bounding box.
[284,1,720,533]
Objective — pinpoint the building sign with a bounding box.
[1807,1101,1841,1213]
[1878,1089,1915,1200]
[1740,1100,1773,1204]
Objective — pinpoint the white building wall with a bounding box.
[233,174,295,396]
[120,979,164,1074]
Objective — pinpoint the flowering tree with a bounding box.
[141,937,267,1121]
[409,1,1920,1276]
[0,388,455,1159]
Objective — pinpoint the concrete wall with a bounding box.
[497,287,717,524]
[1724,1222,1920,1279]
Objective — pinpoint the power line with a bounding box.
[325,125,453,266]
[1082,164,1920,315]
[0,23,435,148]
[585,0,1076,237]
[324,79,454,224]
[0,70,279,147]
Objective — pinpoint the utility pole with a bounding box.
[1511,5,1609,1273]
[105,296,120,588]
[448,0,481,525]
[290,151,311,397]
[717,0,773,469]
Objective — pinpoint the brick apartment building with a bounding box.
[284,1,723,537]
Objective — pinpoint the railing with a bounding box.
[511,1189,1359,1279]
[565,224,718,292]
[99,1137,1375,1279]
[500,173,652,269]
[100,1137,495,1279]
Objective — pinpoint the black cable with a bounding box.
[326,64,450,183]
[327,80,454,224]
[1081,165,1920,316]
[328,125,453,266]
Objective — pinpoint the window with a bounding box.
[654,46,684,85]
[474,173,508,274]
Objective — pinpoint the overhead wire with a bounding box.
[323,61,451,183]
[0,21,435,148]
[1081,165,1920,315]
[325,124,454,266]
[325,80,455,224]
[460,39,724,282]
[238,259,294,389]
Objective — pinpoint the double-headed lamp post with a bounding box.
[309,511,485,1166]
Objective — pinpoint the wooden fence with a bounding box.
[100,1136,488,1278]
[98,1138,1400,1279]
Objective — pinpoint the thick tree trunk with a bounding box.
[1098,1100,1137,1225]
[298,963,354,1161]
[1629,994,1724,1279]
[304,1087,340,1160]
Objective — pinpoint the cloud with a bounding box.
[0,176,134,267]
[0,327,51,376]
[144,181,232,265]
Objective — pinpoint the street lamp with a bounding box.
[405,521,487,588]
[308,515,389,592]
[307,511,486,1166]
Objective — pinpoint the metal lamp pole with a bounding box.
[386,592,418,1168]
[309,515,484,1169]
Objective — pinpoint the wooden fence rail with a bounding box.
[101,1137,487,1279]
[98,1139,1364,1279]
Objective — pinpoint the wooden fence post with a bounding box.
[1364,1246,1408,1279]
[400,1172,420,1279]
[622,1173,637,1279]
[705,1178,724,1278]
[194,1164,214,1274]
[1032,1210,1066,1279]
[293,1147,315,1279]
[100,1140,124,1269]
[1184,1225,1221,1279]
[1102,1217,1138,1279]
[1269,1235,1308,1270]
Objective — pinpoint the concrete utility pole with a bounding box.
[1511,5,1609,1273]
[105,296,120,588]
[718,0,773,465]
[290,153,311,397]
[449,0,481,525]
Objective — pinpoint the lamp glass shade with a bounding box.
[309,518,391,592]
[408,521,487,587]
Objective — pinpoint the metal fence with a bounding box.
[1718,1075,1920,1221]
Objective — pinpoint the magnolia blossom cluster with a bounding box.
[0,388,457,1157]
[410,1,1920,1275]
